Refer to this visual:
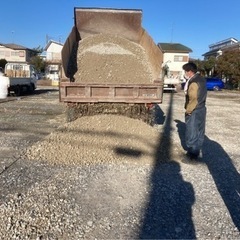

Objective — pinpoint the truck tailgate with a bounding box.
[60,81,163,104]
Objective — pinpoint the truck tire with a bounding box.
[14,85,22,96]
[213,86,220,91]
[28,83,35,94]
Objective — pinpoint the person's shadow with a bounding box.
[175,119,240,231]
[153,104,165,125]
[139,94,196,239]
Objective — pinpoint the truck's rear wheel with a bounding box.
[14,85,22,96]
[27,83,35,94]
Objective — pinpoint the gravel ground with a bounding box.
[0,87,240,239]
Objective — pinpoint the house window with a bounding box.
[5,51,10,57]
[0,51,5,56]
[19,51,25,57]
[11,51,19,56]
[174,55,188,62]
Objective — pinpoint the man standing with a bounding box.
[182,62,207,162]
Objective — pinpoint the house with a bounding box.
[202,37,240,78]
[43,40,63,81]
[0,43,38,63]
[202,37,238,60]
[157,42,192,80]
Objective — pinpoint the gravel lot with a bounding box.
[0,86,239,239]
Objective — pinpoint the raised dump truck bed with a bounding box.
[60,7,164,122]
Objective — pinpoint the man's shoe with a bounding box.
[181,153,201,165]
[186,152,199,160]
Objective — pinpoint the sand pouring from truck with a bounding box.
[60,7,164,123]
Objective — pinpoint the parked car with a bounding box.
[180,77,225,91]
[206,77,224,91]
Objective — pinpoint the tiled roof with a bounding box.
[158,43,192,53]
[1,43,27,50]
[0,43,38,52]
[202,49,220,57]
[203,42,240,57]
[44,40,63,51]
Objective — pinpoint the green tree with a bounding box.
[32,45,44,53]
[0,59,7,70]
[30,55,46,73]
[216,49,240,89]
[203,56,216,77]
[193,57,216,77]
[193,59,205,76]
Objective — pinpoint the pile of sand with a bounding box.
[73,34,154,84]
[24,114,159,166]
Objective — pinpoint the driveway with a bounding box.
[0,87,239,239]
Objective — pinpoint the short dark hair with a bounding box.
[182,62,197,73]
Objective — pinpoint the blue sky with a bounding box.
[1,0,240,59]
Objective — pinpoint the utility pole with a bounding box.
[170,23,174,43]
[11,31,15,43]
[58,35,62,43]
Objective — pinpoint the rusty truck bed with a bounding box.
[60,81,163,104]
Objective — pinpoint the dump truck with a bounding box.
[5,63,37,96]
[60,7,164,123]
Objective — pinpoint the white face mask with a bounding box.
[184,74,190,80]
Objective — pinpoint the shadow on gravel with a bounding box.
[153,104,165,125]
[22,88,59,96]
[34,88,59,95]
[203,137,240,231]
[115,147,142,157]
[4,88,59,100]
[175,120,240,232]
[139,93,196,239]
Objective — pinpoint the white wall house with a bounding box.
[45,40,63,62]
[157,43,192,91]
[0,43,37,63]
[158,43,192,80]
[44,40,63,81]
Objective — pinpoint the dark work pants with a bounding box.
[185,107,206,156]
